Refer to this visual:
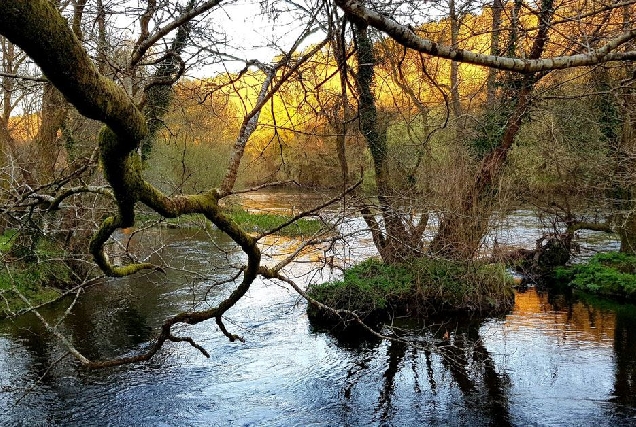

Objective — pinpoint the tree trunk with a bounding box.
[430,0,554,259]
[35,82,68,180]
[354,23,424,263]
[96,0,108,74]
[1,36,19,156]
[616,5,636,254]
[486,0,503,106]
[334,25,350,187]
[616,79,636,254]
[449,0,461,118]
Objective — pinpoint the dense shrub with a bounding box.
[556,252,636,300]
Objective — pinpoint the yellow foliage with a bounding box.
[7,112,39,143]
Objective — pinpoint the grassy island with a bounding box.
[306,258,515,329]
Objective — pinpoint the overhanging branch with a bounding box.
[335,0,636,73]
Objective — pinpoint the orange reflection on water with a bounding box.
[505,288,615,347]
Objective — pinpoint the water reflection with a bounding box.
[341,318,514,426]
[0,220,635,425]
[481,289,636,426]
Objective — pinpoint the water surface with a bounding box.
[1,198,635,426]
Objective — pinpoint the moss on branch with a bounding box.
[0,0,269,368]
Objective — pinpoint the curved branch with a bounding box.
[0,1,262,281]
[335,0,636,73]
[0,1,147,145]
[45,185,114,210]
[567,221,614,234]
[141,53,186,91]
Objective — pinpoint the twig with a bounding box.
[256,180,362,240]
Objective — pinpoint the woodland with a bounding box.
[0,0,635,367]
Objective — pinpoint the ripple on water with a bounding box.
[1,206,635,425]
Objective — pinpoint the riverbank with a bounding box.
[224,206,322,236]
[555,251,636,301]
[307,257,515,329]
[140,207,323,237]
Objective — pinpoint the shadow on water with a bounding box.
[437,320,512,427]
[326,286,636,426]
[569,293,636,418]
[334,315,514,427]
[613,307,636,406]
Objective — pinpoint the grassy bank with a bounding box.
[556,252,636,300]
[307,258,515,329]
[0,267,63,316]
[225,207,323,237]
[141,207,323,237]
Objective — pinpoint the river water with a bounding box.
[1,193,635,426]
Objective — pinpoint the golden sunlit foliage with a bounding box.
[125,0,634,193]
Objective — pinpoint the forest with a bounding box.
[0,0,635,372]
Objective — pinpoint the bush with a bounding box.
[556,252,636,300]
[0,230,67,317]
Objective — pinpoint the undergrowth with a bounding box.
[555,252,636,300]
[0,230,65,317]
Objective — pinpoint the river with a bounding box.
[1,192,635,426]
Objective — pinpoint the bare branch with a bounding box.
[256,179,362,240]
[130,0,224,67]
[0,71,46,82]
[335,0,636,73]
[219,34,330,196]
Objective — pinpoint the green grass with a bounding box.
[139,207,324,237]
[307,257,515,327]
[225,207,323,237]
[555,252,636,300]
[0,229,17,252]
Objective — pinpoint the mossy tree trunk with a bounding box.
[429,0,553,259]
[0,0,264,367]
[354,23,426,263]
[429,78,537,258]
[347,0,563,261]
[140,0,194,162]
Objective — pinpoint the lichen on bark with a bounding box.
[0,0,261,281]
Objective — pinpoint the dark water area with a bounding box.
[1,196,636,426]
